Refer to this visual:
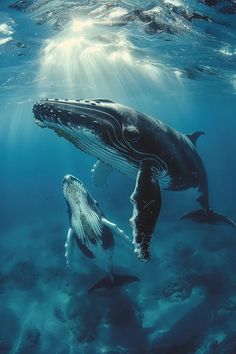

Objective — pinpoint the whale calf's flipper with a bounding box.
[65,228,75,268]
[91,160,113,187]
[88,273,140,293]
[181,209,236,228]
[101,218,132,245]
[130,160,161,262]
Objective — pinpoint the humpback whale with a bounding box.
[33,99,236,261]
[63,174,139,291]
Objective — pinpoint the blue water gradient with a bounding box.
[1,1,236,353]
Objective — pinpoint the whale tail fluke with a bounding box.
[89,274,140,293]
[181,209,236,228]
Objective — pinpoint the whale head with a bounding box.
[33,98,146,176]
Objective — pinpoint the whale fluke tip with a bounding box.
[88,274,140,292]
[181,209,236,228]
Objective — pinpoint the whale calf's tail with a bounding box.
[181,208,236,228]
[89,273,140,293]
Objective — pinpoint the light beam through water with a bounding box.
[38,16,184,107]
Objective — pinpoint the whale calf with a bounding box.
[63,174,139,291]
[33,99,236,261]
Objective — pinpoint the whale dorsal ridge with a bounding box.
[186,131,205,146]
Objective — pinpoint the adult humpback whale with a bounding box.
[33,99,236,261]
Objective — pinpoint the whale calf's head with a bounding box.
[63,174,94,208]
[63,174,103,246]
[33,98,145,176]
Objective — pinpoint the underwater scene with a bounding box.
[1,0,236,353]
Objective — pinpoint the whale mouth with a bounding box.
[32,98,118,137]
[63,174,82,188]
[33,98,138,177]
[33,98,88,127]
[33,98,116,125]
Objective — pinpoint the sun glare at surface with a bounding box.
[38,16,182,103]
[71,18,93,32]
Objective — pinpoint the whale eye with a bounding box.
[123,126,139,142]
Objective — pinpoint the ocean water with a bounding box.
[1,1,236,353]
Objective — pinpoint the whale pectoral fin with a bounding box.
[101,218,132,246]
[91,160,113,187]
[130,161,161,262]
[65,228,75,268]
